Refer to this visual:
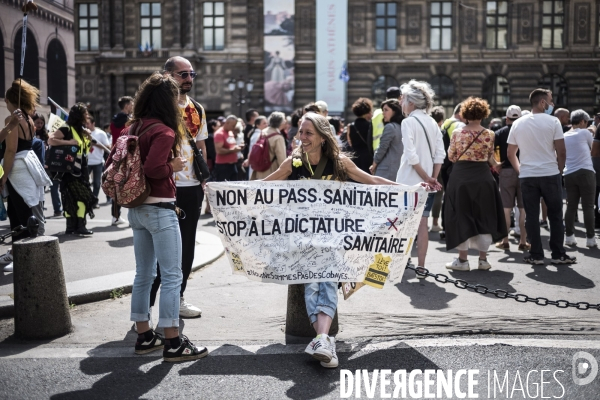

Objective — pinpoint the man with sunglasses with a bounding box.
[147,57,208,320]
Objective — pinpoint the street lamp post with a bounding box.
[228,77,254,118]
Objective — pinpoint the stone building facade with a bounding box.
[0,0,76,122]
[75,0,600,125]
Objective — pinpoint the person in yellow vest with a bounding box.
[371,86,401,152]
[49,103,95,235]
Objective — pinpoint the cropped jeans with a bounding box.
[128,205,182,328]
[304,282,338,324]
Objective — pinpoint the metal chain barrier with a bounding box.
[405,264,600,311]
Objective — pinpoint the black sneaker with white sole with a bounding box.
[134,330,164,355]
[523,256,544,265]
[163,335,208,362]
[551,254,577,264]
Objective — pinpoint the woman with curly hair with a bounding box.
[0,80,52,271]
[263,112,400,369]
[444,97,507,271]
[49,103,96,235]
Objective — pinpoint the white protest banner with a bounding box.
[47,113,65,133]
[207,180,427,288]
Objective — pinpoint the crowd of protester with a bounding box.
[1,63,598,369]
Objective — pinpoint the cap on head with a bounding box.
[386,86,401,99]
[505,105,522,119]
[315,100,328,112]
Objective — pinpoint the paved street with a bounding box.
[0,192,598,399]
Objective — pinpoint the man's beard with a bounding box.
[180,84,192,94]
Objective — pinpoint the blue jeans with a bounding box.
[89,163,103,199]
[304,282,338,324]
[520,174,566,260]
[128,205,182,328]
[51,179,61,214]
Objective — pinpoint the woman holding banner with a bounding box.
[263,112,405,369]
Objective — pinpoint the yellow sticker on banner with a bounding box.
[363,253,392,289]
[230,252,244,272]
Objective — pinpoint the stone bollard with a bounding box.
[13,236,72,339]
[285,284,338,342]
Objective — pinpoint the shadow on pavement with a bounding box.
[178,342,439,400]
[107,237,134,248]
[90,225,131,233]
[53,234,90,244]
[526,265,595,289]
[395,274,458,310]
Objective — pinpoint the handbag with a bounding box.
[45,144,82,177]
[187,133,211,181]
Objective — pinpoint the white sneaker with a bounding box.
[305,335,333,363]
[478,259,492,270]
[179,297,202,318]
[111,216,126,226]
[320,336,338,368]
[430,224,442,232]
[445,258,470,271]
[415,266,427,279]
[3,263,13,272]
[0,250,13,264]
[586,237,598,248]
[565,235,577,246]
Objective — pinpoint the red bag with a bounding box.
[248,132,279,172]
[101,122,160,208]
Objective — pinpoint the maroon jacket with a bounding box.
[106,118,176,199]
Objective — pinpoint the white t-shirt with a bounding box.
[507,113,564,178]
[88,128,111,166]
[563,128,594,175]
[174,96,208,187]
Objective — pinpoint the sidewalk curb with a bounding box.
[0,234,224,319]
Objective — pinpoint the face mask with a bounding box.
[544,101,554,115]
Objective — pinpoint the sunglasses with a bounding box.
[173,71,197,79]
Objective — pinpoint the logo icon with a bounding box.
[572,351,598,385]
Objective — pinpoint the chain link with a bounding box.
[407,265,600,311]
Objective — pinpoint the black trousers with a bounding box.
[150,184,204,306]
[6,180,33,241]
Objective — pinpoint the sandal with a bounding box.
[495,242,509,250]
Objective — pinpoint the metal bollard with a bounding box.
[284,284,339,343]
[13,217,72,339]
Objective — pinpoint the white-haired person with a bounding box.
[263,112,408,369]
[396,80,445,277]
[563,109,597,248]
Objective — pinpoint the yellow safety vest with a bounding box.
[68,126,90,156]
[371,109,384,151]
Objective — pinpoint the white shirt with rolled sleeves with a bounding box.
[395,109,446,185]
[507,113,563,178]
[563,128,594,175]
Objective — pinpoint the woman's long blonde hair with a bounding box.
[5,79,39,115]
[292,112,348,181]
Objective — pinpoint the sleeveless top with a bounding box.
[17,122,34,152]
[288,157,336,181]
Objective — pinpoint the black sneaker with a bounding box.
[134,330,164,355]
[163,335,208,362]
[524,256,544,265]
[540,220,548,228]
[551,255,577,265]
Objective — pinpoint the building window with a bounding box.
[542,1,564,49]
[430,2,452,50]
[140,3,162,49]
[372,75,399,106]
[482,75,510,117]
[486,1,507,49]
[47,39,68,108]
[375,3,397,51]
[539,74,568,106]
[430,75,455,117]
[78,3,99,51]
[203,2,225,50]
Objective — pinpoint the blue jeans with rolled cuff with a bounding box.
[304,282,338,325]
[128,205,182,328]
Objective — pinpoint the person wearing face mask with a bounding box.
[507,88,575,265]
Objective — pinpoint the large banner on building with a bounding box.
[316,0,348,114]
[207,181,426,288]
[264,0,295,113]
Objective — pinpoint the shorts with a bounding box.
[422,192,436,218]
[499,167,523,208]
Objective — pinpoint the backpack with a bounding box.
[248,132,279,172]
[101,122,160,208]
